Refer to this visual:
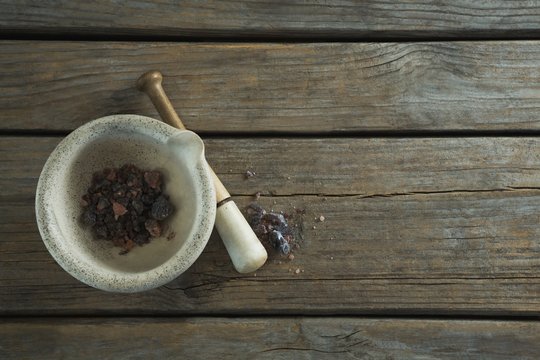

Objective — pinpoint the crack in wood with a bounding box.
[230,186,540,198]
[260,346,350,354]
[166,275,540,294]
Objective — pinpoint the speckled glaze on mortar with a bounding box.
[35,115,216,293]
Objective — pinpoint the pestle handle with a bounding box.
[136,71,185,131]
[136,71,230,202]
[137,70,267,273]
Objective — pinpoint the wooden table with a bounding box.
[1,2,540,358]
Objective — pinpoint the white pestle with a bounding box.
[215,200,268,273]
[137,70,268,273]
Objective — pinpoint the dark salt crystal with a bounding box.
[81,164,176,254]
[151,196,174,221]
[81,209,97,227]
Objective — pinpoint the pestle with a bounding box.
[137,70,268,273]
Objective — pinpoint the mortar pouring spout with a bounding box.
[166,130,207,168]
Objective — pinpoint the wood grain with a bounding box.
[1,1,540,39]
[3,137,540,200]
[2,318,540,359]
[1,137,540,315]
[1,41,540,132]
[3,194,540,315]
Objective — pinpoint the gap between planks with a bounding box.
[7,129,540,139]
[2,31,540,43]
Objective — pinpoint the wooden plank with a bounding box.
[1,136,540,315]
[1,318,539,359]
[4,136,540,201]
[1,41,540,133]
[1,1,540,39]
[3,194,540,315]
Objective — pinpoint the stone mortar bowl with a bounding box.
[35,115,216,293]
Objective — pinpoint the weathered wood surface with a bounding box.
[2,318,540,360]
[2,41,540,133]
[2,137,540,315]
[1,1,540,39]
[4,136,540,200]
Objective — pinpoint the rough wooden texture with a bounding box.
[2,318,540,359]
[1,137,540,315]
[2,41,540,132]
[3,137,540,200]
[1,1,540,39]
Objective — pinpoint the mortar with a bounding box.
[35,114,216,292]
